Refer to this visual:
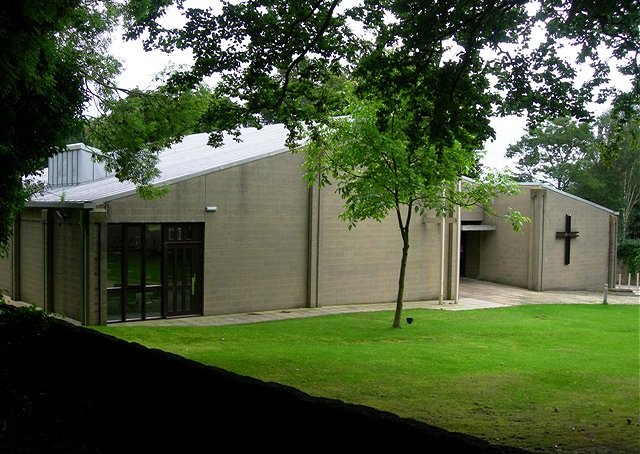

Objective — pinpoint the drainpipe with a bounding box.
[439,186,447,305]
[42,211,46,309]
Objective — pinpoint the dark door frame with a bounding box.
[163,223,204,318]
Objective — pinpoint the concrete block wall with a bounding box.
[201,153,309,314]
[51,209,85,322]
[87,209,107,325]
[542,190,612,291]
[106,151,310,316]
[477,190,533,288]
[18,209,46,308]
[0,231,14,298]
[107,177,207,224]
[317,186,444,306]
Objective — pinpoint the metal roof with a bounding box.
[29,123,292,205]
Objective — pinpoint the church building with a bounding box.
[0,124,618,325]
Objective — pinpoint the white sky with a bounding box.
[106,1,630,173]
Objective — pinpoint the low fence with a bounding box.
[616,272,640,290]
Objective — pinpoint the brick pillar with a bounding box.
[42,209,55,312]
[608,214,618,288]
[11,215,20,300]
[86,207,107,325]
[528,188,546,291]
[307,181,322,308]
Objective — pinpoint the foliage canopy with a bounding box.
[0,0,122,255]
[1,0,638,261]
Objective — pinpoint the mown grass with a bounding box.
[93,304,640,453]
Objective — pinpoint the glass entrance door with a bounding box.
[107,222,203,322]
[164,243,202,317]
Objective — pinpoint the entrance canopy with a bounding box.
[461,224,496,231]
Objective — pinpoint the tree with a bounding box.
[122,0,639,134]
[123,0,356,147]
[305,92,528,328]
[505,117,594,190]
[572,109,640,240]
[0,0,122,256]
[86,85,213,196]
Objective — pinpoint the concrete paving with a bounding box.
[115,277,639,327]
[4,278,637,327]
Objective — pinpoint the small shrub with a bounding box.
[618,239,640,274]
[0,300,54,339]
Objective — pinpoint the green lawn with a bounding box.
[93,304,640,453]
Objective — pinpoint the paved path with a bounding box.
[114,278,639,327]
[4,278,637,327]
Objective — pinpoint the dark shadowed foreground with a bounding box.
[0,304,529,453]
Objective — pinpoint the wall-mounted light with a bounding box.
[206,206,217,212]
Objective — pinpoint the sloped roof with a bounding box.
[460,176,617,216]
[520,182,618,215]
[29,123,291,206]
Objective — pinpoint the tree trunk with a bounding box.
[392,230,410,328]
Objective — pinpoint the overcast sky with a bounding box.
[106,1,629,173]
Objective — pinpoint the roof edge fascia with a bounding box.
[25,201,97,209]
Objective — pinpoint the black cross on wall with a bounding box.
[555,214,579,265]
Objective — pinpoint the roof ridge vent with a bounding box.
[48,143,110,187]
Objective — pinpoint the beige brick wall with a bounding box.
[107,176,207,224]
[87,209,107,325]
[51,209,85,321]
[473,185,615,291]
[107,152,310,316]
[541,190,612,291]
[0,231,14,298]
[19,209,46,308]
[106,150,452,317]
[477,190,533,288]
[201,153,309,314]
[316,186,444,306]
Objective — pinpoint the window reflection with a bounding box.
[107,289,122,322]
[145,288,162,318]
[145,224,162,286]
[126,225,143,287]
[106,225,122,288]
[125,290,142,320]
[107,222,202,323]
